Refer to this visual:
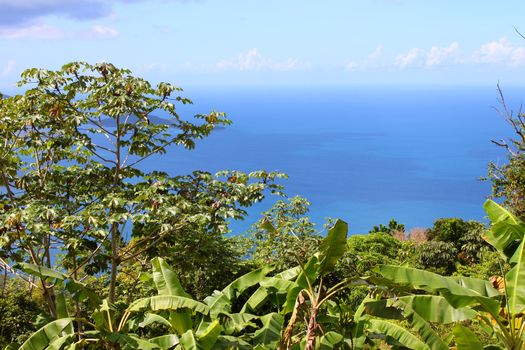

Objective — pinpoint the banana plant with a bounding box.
[15,256,281,350]
[367,199,525,350]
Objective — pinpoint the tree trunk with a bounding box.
[304,307,318,350]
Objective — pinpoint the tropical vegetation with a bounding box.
[1,62,524,349]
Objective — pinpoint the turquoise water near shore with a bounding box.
[141,85,521,234]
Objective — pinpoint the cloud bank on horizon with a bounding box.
[1,0,525,86]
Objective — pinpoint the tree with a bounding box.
[487,84,525,220]
[246,196,321,271]
[369,219,405,236]
[0,62,285,317]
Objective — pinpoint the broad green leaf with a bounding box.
[15,263,66,281]
[55,293,70,319]
[452,324,483,350]
[393,295,476,324]
[241,266,300,313]
[319,331,344,349]
[282,255,320,314]
[127,295,209,315]
[483,199,523,257]
[403,307,448,350]
[252,313,284,345]
[46,333,77,350]
[169,311,193,336]
[259,276,297,293]
[318,219,348,275]
[376,265,500,315]
[204,291,230,319]
[138,313,172,328]
[368,319,429,350]
[149,334,180,349]
[151,257,190,298]
[179,330,198,350]
[19,318,74,350]
[506,238,525,314]
[221,265,274,301]
[222,313,258,334]
[214,335,252,350]
[106,333,160,349]
[196,320,221,350]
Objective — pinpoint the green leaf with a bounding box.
[222,265,275,301]
[318,220,348,275]
[368,319,429,350]
[138,314,172,329]
[179,330,198,350]
[151,257,190,298]
[506,238,525,314]
[318,331,344,349]
[196,320,221,350]
[452,324,483,350]
[241,266,300,313]
[483,199,523,257]
[376,265,500,315]
[15,263,66,281]
[203,291,230,319]
[127,296,209,315]
[252,313,284,345]
[149,334,180,349]
[19,318,75,350]
[393,295,476,324]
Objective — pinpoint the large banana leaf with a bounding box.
[252,313,284,345]
[241,266,300,313]
[452,324,483,350]
[483,199,524,257]
[149,334,180,349]
[151,258,193,334]
[366,295,476,323]
[19,318,75,350]
[222,313,258,334]
[195,320,222,350]
[282,255,320,314]
[506,238,525,314]
[204,290,231,319]
[376,265,500,315]
[222,265,275,301]
[318,331,344,349]
[151,257,191,298]
[318,219,348,275]
[399,303,449,350]
[127,295,209,314]
[367,319,429,350]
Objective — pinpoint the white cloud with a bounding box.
[472,37,525,66]
[345,45,384,71]
[0,22,119,39]
[1,60,16,77]
[368,45,383,60]
[216,49,306,71]
[0,23,65,39]
[425,42,460,67]
[88,25,119,38]
[395,48,423,68]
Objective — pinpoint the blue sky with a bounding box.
[2,0,525,89]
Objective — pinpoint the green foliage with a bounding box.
[486,86,525,220]
[418,241,458,275]
[246,196,321,271]
[0,278,45,347]
[0,61,285,317]
[369,219,405,235]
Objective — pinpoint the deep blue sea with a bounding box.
[140,85,522,235]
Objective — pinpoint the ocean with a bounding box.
[138,85,519,234]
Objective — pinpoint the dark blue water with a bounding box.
[140,85,523,234]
